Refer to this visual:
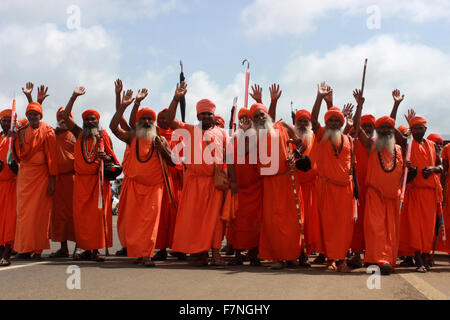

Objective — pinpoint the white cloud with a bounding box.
[277,34,450,134]
[241,0,450,37]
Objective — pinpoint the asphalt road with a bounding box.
[1,216,449,300]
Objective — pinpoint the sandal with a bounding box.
[115,248,127,256]
[141,257,155,267]
[49,249,69,259]
[416,266,427,273]
[298,254,311,268]
[326,260,337,271]
[347,255,363,269]
[153,250,167,261]
[399,256,415,267]
[337,261,352,273]
[313,254,326,265]
[0,258,11,267]
[74,250,92,261]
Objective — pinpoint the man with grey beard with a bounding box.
[62,88,118,262]
[250,102,307,270]
[352,89,406,275]
[310,82,354,272]
[110,89,174,267]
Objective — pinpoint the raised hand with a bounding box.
[136,88,149,104]
[37,85,50,104]
[353,89,365,106]
[115,79,123,95]
[174,81,187,101]
[404,109,416,124]
[323,85,333,105]
[317,82,332,98]
[73,86,86,97]
[342,103,354,119]
[22,82,34,96]
[392,89,405,104]
[121,89,135,109]
[250,84,262,103]
[269,83,282,102]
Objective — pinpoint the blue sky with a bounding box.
[1,0,450,158]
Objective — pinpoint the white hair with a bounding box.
[136,123,157,141]
[322,128,342,147]
[296,121,313,148]
[375,132,395,156]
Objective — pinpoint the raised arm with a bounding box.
[129,88,149,130]
[311,82,331,133]
[37,85,50,105]
[249,84,263,104]
[22,82,34,103]
[167,81,187,130]
[62,87,86,137]
[323,85,334,110]
[110,89,136,145]
[114,79,131,132]
[268,83,282,122]
[342,103,354,135]
[390,89,405,121]
[352,89,371,150]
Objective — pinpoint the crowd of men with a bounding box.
[0,79,448,275]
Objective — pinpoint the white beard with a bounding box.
[82,126,99,138]
[376,133,395,156]
[254,114,274,134]
[322,128,342,147]
[296,122,313,147]
[136,124,157,141]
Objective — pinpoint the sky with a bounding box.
[1,0,450,160]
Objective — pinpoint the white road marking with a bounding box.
[0,261,50,272]
[399,273,448,300]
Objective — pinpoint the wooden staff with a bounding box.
[286,140,307,257]
[98,130,109,256]
[242,59,250,109]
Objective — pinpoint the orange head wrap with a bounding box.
[427,133,443,144]
[238,108,251,119]
[82,109,100,121]
[0,109,12,119]
[375,116,395,128]
[295,109,311,122]
[361,114,376,126]
[196,99,216,115]
[157,108,169,127]
[214,115,225,128]
[136,107,157,122]
[398,125,408,135]
[26,102,43,118]
[57,106,74,121]
[250,103,268,119]
[409,116,427,128]
[18,118,28,127]
[324,106,345,125]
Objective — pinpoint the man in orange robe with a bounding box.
[110,90,174,266]
[227,108,263,266]
[399,116,443,272]
[49,107,76,258]
[153,109,184,261]
[293,109,321,267]
[0,109,18,266]
[437,138,450,254]
[310,83,354,272]
[14,102,58,259]
[250,103,304,270]
[62,87,116,262]
[168,82,229,266]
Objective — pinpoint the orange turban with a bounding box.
[398,125,408,135]
[361,114,376,126]
[82,109,100,121]
[57,106,74,121]
[250,103,268,119]
[26,102,43,118]
[427,133,443,144]
[214,115,225,128]
[375,116,395,128]
[196,99,216,114]
[136,107,156,122]
[18,118,28,127]
[295,109,311,122]
[157,108,169,127]
[324,106,344,125]
[0,109,12,119]
[409,116,427,128]
[238,108,251,119]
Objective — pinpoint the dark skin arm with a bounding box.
[323,85,333,110]
[167,82,188,130]
[110,89,136,145]
[227,164,238,194]
[114,79,131,131]
[352,89,372,150]
[342,103,354,135]
[62,87,86,138]
[268,84,282,122]
[390,89,405,120]
[22,82,34,103]
[37,85,50,105]
[129,88,149,130]
[311,82,332,133]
